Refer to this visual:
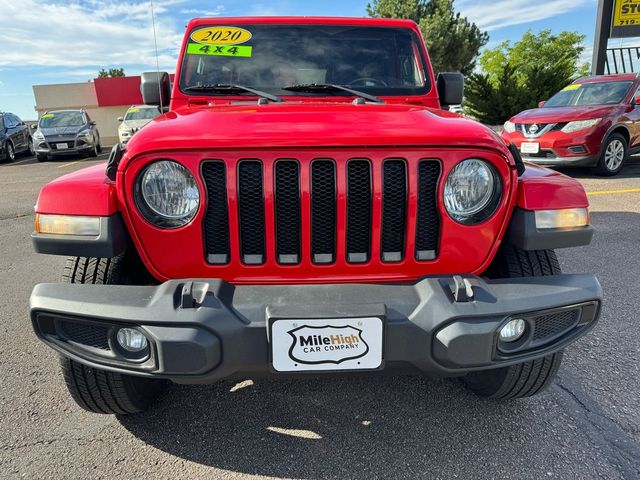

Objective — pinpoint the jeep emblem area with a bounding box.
[271,318,384,372]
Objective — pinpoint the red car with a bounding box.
[29,17,601,414]
[502,73,640,176]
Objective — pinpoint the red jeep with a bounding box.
[502,73,640,176]
[30,17,601,414]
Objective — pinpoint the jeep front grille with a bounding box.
[202,157,441,266]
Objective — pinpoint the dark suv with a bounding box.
[0,112,34,162]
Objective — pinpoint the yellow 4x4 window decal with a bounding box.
[186,43,252,58]
[562,84,581,91]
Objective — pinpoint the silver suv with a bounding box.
[33,110,101,162]
[118,105,160,144]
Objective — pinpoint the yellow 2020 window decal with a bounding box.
[41,113,54,118]
[562,84,581,91]
[187,43,252,58]
[190,26,252,45]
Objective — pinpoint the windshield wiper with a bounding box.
[183,84,283,103]
[282,83,383,104]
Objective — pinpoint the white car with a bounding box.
[117,105,160,144]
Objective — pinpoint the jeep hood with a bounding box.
[510,104,620,124]
[124,103,509,157]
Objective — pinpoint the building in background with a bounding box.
[33,76,146,145]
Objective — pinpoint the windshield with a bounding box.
[125,107,160,121]
[544,81,632,108]
[39,111,85,128]
[180,24,429,97]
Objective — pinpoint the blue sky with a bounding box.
[0,0,601,119]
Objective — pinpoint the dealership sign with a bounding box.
[611,0,640,37]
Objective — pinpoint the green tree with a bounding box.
[97,68,125,78]
[367,0,488,75]
[465,30,590,124]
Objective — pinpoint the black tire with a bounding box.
[6,141,15,162]
[89,143,98,158]
[60,356,166,415]
[26,137,35,157]
[462,244,564,399]
[594,133,627,176]
[36,153,48,162]
[59,255,166,414]
[96,140,102,153]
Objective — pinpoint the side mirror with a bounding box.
[117,116,123,122]
[30,124,38,131]
[437,72,464,107]
[141,71,171,108]
[538,101,546,108]
[90,121,96,126]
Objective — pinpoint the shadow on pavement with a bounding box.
[119,374,547,478]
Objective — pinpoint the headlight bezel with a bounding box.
[134,159,200,229]
[443,158,503,226]
[33,129,45,140]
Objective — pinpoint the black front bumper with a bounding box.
[30,274,602,383]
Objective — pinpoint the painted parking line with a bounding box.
[56,160,81,169]
[587,188,640,196]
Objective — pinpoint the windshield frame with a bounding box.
[544,81,634,108]
[178,23,433,99]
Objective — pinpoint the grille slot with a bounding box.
[415,161,441,260]
[311,160,337,264]
[274,160,301,264]
[532,310,580,343]
[237,161,266,265]
[346,160,372,263]
[202,161,230,264]
[59,321,110,351]
[381,160,407,262]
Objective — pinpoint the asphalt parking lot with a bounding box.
[0,152,639,479]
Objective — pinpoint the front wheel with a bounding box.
[594,133,627,176]
[463,352,564,399]
[462,244,564,399]
[59,255,166,414]
[5,142,15,162]
[36,153,48,162]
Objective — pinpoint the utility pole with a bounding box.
[592,0,614,75]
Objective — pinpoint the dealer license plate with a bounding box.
[271,317,383,372]
[520,142,539,154]
[56,143,69,150]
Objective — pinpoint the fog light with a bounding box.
[116,328,148,352]
[499,319,526,342]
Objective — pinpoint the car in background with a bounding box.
[502,73,640,176]
[32,109,101,162]
[118,105,160,144]
[0,111,34,162]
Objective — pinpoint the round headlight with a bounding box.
[136,160,200,228]
[444,159,501,225]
